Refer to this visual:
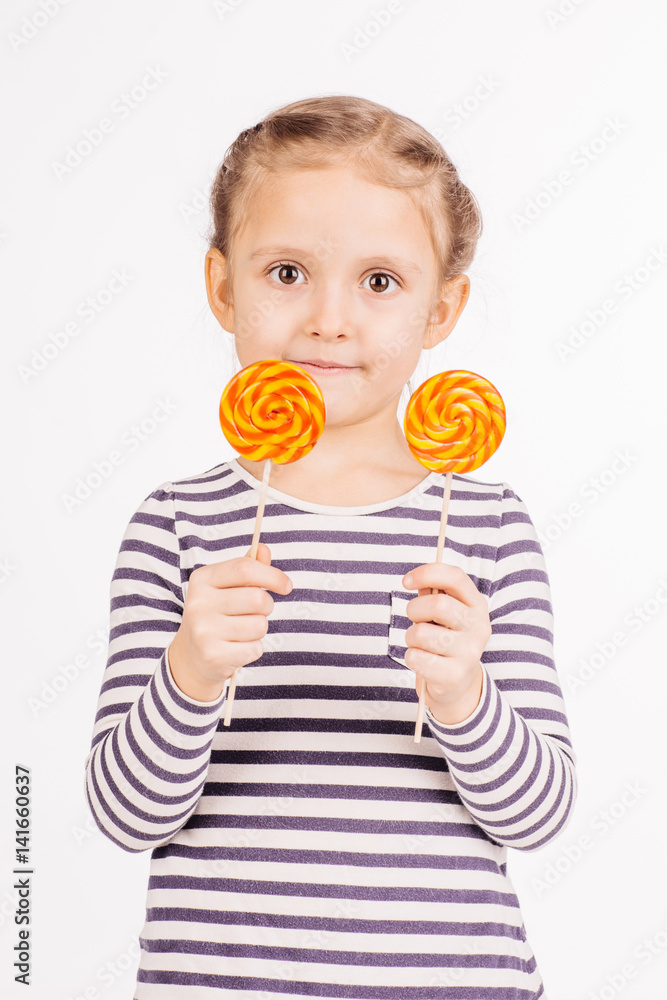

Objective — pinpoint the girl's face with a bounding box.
[206,164,468,429]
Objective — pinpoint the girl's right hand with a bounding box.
[167,542,293,702]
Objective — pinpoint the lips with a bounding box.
[292,360,357,369]
[290,359,359,377]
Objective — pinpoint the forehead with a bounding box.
[236,166,435,266]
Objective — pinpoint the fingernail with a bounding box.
[403,574,413,588]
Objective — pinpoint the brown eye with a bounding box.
[365,272,398,293]
[278,265,298,284]
[268,263,304,285]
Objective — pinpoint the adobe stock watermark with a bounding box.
[339,1,404,63]
[531,778,648,897]
[27,614,133,718]
[0,557,17,584]
[260,600,317,657]
[586,916,667,1000]
[179,184,210,224]
[565,577,667,696]
[349,305,429,397]
[432,75,501,138]
[61,396,178,514]
[71,812,102,848]
[253,902,364,995]
[420,946,488,991]
[511,116,628,232]
[52,65,168,180]
[85,688,222,830]
[535,447,638,554]
[298,897,363,956]
[0,880,32,930]
[212,0,247,18]
[8,0,72,53]
[555,245,667,360]
[233,236,338,343]
[194,793,299,883]
[18,268,134,384]
[545,0,590,30]
[64,936,140,1000]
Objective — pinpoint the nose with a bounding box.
[305,279,352,340]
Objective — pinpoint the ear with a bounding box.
[423,273,470,350]
[205,248,235,330]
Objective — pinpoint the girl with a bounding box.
[85,95,577,999]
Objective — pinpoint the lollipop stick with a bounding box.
[223,457,272,727]
[414,469,453,744]
[249,457,272,558]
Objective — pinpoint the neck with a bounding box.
[233,393,436,508]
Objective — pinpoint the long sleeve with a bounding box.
[84,481,227,854]
[423,482,578,852]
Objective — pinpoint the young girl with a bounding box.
[85,95,577,999]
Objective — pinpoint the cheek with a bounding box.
[359,322,421,386]
[235,284,310,359]
[234,310,287,360]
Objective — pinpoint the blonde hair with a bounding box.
[207,94,482,295]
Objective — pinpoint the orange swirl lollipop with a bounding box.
[220,359,325,466]
[403,370,506,742]
[218,359,326,726]
[404,370,506,473]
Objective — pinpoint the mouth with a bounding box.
[289,359,360,377]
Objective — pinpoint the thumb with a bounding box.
[244,541,271,564]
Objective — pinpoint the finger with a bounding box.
[192,555,293,596]
[249,542,272,564]
[406,593,470,630]
[215,585,275,618]
[219,612,270,643]
[406,621,461,658]
[404,643,452,686]
[218,637,266,670]
[404,644,473,700]
[404,647,464,703]
[403,563,481,608]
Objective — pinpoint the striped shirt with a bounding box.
[84,457,577,999]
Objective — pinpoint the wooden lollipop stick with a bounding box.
[414,469,453,744]
[223,457,273,727]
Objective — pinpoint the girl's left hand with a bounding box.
[401,562,492,724]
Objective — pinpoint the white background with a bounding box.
[1,1,666,997]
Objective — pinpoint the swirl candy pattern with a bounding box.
[219,359,326,464]
[404,369,506,473]
[218,359,326,727]
[403,370,506,743]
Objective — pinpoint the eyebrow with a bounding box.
[247,246,423,275]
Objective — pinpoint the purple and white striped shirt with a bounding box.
[84,458,577,999]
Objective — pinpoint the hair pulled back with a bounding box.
[207,95,482,296]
